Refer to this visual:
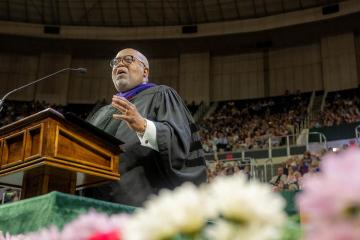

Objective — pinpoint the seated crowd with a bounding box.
[206,147,353,191]
[268,150,325,192]
[311,87,360,128]
[199,91,310,152]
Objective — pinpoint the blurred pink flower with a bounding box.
[88,230,120,240]
[60,210,127,240]
[297,148,360,240]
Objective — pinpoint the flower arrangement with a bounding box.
[297,148,360,240]
[0,174,290,240]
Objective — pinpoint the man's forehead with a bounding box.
[116,49,138,57]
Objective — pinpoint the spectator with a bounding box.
[269,167,287,187]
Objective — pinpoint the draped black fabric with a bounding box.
[83,85,207,207]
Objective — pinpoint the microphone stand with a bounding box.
[0,68,86,113]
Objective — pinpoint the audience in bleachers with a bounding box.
[201,87,360,153]
[311,88,360,128]
[199,92,310,152]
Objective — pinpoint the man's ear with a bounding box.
[143,68,149,78]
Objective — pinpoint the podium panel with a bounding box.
[0,108,121,198]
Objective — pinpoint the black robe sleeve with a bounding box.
[151,86,207,186]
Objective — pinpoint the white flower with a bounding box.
[124,208,177,240]
[162,183,209,234]
[206,174,287,240]
[206,220,283,240]
[123,183,209,240]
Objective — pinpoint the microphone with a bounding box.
[76,68,87,74]
[0,67,87,113]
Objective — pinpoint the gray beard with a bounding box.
[113,77,129,92]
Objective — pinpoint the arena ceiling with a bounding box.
[0,0,347,27]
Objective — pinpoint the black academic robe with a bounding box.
[83,85,207,206]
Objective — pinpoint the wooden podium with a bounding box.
[0,108,121,199]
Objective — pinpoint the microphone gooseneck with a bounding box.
[0,67,87,113]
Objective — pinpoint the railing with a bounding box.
[307,131,327,150]
[204,131,327,182]
[356,125,360,144]
[206,157,272,183]
[251,158,294,183]
[206,157,252,177]
[250,159,268,182]
[206,157,252,166]
[293,113,311,140]
[206,156,284,183]
[204,133,305,159]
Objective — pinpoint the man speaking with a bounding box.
[84,48,207,206]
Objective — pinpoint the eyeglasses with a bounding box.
[110,55,146,68]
